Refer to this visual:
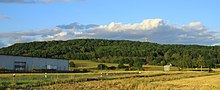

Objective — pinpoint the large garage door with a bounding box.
[14,61,26,70]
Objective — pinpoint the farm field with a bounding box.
[70,60,178,71]
[70,60,119,69]
[0,71,155,89]
[71,60,210,71]
[0,60,218,89]
[150,74,220,90]
[35,71,219,90]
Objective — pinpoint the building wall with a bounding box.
[0,55,69,71]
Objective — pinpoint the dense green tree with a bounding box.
[129,60,134,67]
[182,53,192,68]
[118,61,126,69]
[1,39,220,68]
[171,53,183,70]
[205,59,215,72]
[197,55,205,71]
[133,60,144,70]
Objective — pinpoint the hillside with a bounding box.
[0,39,220,68]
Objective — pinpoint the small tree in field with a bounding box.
[97,64,108,70]
[118,61,126,69]
[205,59,216,72]
[129,60,134,68]
[196,55,205,71]
[133,60,144,70]
[69,62,75,67]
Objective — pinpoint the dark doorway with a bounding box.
[14,61,26,70]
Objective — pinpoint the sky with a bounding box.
[0,0,220,47]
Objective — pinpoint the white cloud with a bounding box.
[182,22,207,31]
[98,19,164,31]
[189,22,202,27]
[81,19,218,45]
[0,19,219,47]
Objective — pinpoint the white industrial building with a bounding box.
[0,55,69,71]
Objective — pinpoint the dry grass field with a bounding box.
[150,74,220,90]
[1,60,219,90]
[36,71,219,90]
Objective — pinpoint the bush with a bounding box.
[97,64,108,70]
[133,60,145,70]
[0,67,7,71]
[69,62,75,67]
[72,69,81,73]
[118,61,127,69]
[82,69,88,72]
[108,66,116,70]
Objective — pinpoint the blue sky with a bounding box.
[0,0,220,47]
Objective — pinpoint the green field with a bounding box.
[70,60,166,70]
[70,60,119,68]
[70,60,198,71]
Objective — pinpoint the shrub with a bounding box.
[82,69,88,72]
[0,67,7,71]
[108,66,116,70]
[97,64,108,70]
[72,69,81,73]
[118,61,127,69]
[133,60,145,70]
[69,62,75,67]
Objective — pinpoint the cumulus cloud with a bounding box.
[79,19,219,45]
[0,15,11,20]
[0,0,81,3]
[37,31,68,41]
[96,19,165,32]
[0,19,219,47]
[182,22,207,31]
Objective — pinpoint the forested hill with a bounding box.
[0,39,220,68]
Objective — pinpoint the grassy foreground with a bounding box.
[150,74,220,90]
[1,60,218,89]
[36,71,218,90]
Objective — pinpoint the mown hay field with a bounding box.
[150,74,220,90]
[36,71,219,90]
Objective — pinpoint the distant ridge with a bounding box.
[0,39,219,68]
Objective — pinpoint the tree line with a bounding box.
[0,39,220,69]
